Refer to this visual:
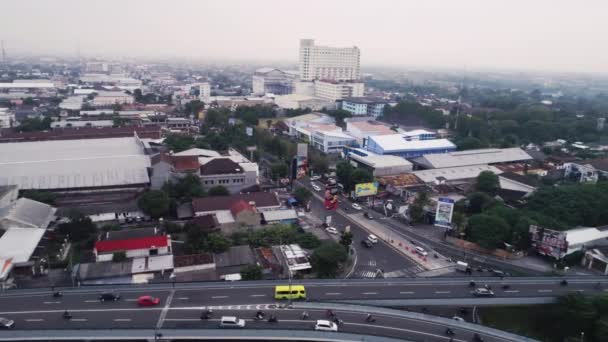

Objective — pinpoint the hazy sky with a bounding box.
[1,0,606,73]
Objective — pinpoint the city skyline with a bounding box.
[0,0,607,74]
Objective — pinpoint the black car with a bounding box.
[364,212,374,220]
[99,292,121,301]
[0,317,15,329]
[361,239,373,248]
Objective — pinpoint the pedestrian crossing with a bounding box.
[173,304,279,311]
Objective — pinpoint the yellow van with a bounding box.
[274,285,306,300]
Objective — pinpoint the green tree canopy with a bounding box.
[293,186,312,205]
[208,185,229,197]
[475,171,500,195]
[240,264,263,280]
[466,214,510,249]
[270,162,289,181]
[311,242,348,278]
[57,212,97,242]
[21,190,56,205]
[138,190,170,219]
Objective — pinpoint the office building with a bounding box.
[252,68,297,96]
[341,96,389,117]
[366,134,456,159]
[314,80,364,102]
[299,39,360,82]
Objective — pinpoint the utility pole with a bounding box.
[1,40,6,64]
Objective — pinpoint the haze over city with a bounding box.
[1,0,607,73]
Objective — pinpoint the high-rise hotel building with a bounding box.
[299,39,361,82]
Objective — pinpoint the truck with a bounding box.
[456,261,471,273]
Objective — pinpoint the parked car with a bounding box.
[325,227,339,235]
[351,203,362,210]
[472,288,495,297]
[137,295,161,306]
[312,184,321,191]
[315,319,338,332]
[0,318,15,329]
[361,239,373,248]
[99,292,121,301]
[219,316,246,328]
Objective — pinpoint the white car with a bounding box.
[352,203,362,210]
[219,316,246,328]
[312,184,321,191]
[325,227,339,235]
[310,175,321,181]
[315,319,338,332]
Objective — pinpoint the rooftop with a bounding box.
[342,96,388,104]
[192,192,280,213]
[95,235,169,253]
[0,126,162,143]
[173,148,221,158]
[99,227,158,241]
[0,137,150,190]
[412,148,533,169]
[0,227,46,264]
[200,158,243,175]
[0,197,57,229]
[370,135,456,153]
[214,245,255,268]
[347,121,395,135]
[412,164,503,183]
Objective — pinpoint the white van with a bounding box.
[415,246,428,256]
[367,234,378,244]
[219,316,246,328]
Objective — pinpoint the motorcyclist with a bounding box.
[256,311,265,319]
[301,311,309,320]
[365,313,374,322]
[53,291,63,298]
[446,328,455,336]
[63,310,72,319]
[326,309,335,318]
[268,314,277,322]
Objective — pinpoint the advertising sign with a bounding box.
[296,143,308,179]
[246,127,253,137]
[434,197,455,228]
[355,182,379,198]
[529,225,568,259]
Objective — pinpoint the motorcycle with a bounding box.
[445,328,455,336]
[53,291,63,298]
[469,281,476,287]
[365,314,376,323]
[63,310,72,320]
[473,333,485,342]
[200,309,212,320]
[267,315,278,323]
[560,279,568,286]
[502,285,510,290]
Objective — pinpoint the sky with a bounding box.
[1,0,606,73]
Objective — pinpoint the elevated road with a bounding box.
[0,277,605,341]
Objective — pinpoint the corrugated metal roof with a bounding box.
[0,137,150,190]
[262,209,298,221]
[0,228,46,264]
[414,148,533,169]
[95,235,169,253]
[370,135,455,152]
[412,164,502,183]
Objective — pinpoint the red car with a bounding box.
[137,295,161,306]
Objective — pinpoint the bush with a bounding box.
[240,264,263,280]
[311,242,348,278]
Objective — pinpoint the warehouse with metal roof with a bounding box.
[0,136,150,191]
[411,148,533,169]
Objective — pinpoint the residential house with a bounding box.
[93,228,172,262]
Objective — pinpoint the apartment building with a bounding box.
[299,39,360,82]
[314,80,364,102]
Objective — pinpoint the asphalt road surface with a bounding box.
[0,278,606,339]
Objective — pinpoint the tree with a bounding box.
[466,192,494,214]
[21,190,56,205]
[293,186,312,205]
[138,190,170,218]
[16,117,52,132]
[466,214,511,249]
[208,185,229,197]
[350,169,374,191]
[57,212,97,242]
[240,264,263,280]
[339,231,353,250]
[456,137,486,150]
[475,171,500,195]
[164,134,195,153]
[184,100,205,117]
[336,161,354,190]
[311,242,348,278]
[163,174,206,202]
[206,233,231,253]
[270,162,289,181]
[295,233,321,249]
[409,191,429,223]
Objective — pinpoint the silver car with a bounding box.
[0,317,15,329]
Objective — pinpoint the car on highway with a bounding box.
[492,269,506,277]
[361,239,373,248]
[219,316,246,328]
[415,246,428,256]
[137,295,161,306]
[315,319,338,332]
[367,234,378,244]
[452,316,465,322]
[364,212,374,219]
[310,175,321,181]
[312,184,321,191]
[472,288,495,297]
[0,317,15,329]
[99,291,121,301]
[325,226,339,234]
[352,203,362,210]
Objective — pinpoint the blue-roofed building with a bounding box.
[366,134,456,159]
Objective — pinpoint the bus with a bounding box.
[274,285,306,300]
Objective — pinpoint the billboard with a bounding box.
[529,225,568,259]
[296,143,308,179]
[434,197,455,228]
[355,182,379,198]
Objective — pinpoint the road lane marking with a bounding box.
[435,291,451,294]
[325,292,341,295]
[176,297,189,300]
[538,289,553,293]
[250,294,266,297]
[84,300,98,303]
[125,299,138,302]
[71,318,87,322]
[504,290,520,293]
[212,296,228,299]
[400,291,415,294]
[156,290,174,329]
[43,301,61,304]
[114,318,132,322]
[25,318,44,322]
[362,292,378,295]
